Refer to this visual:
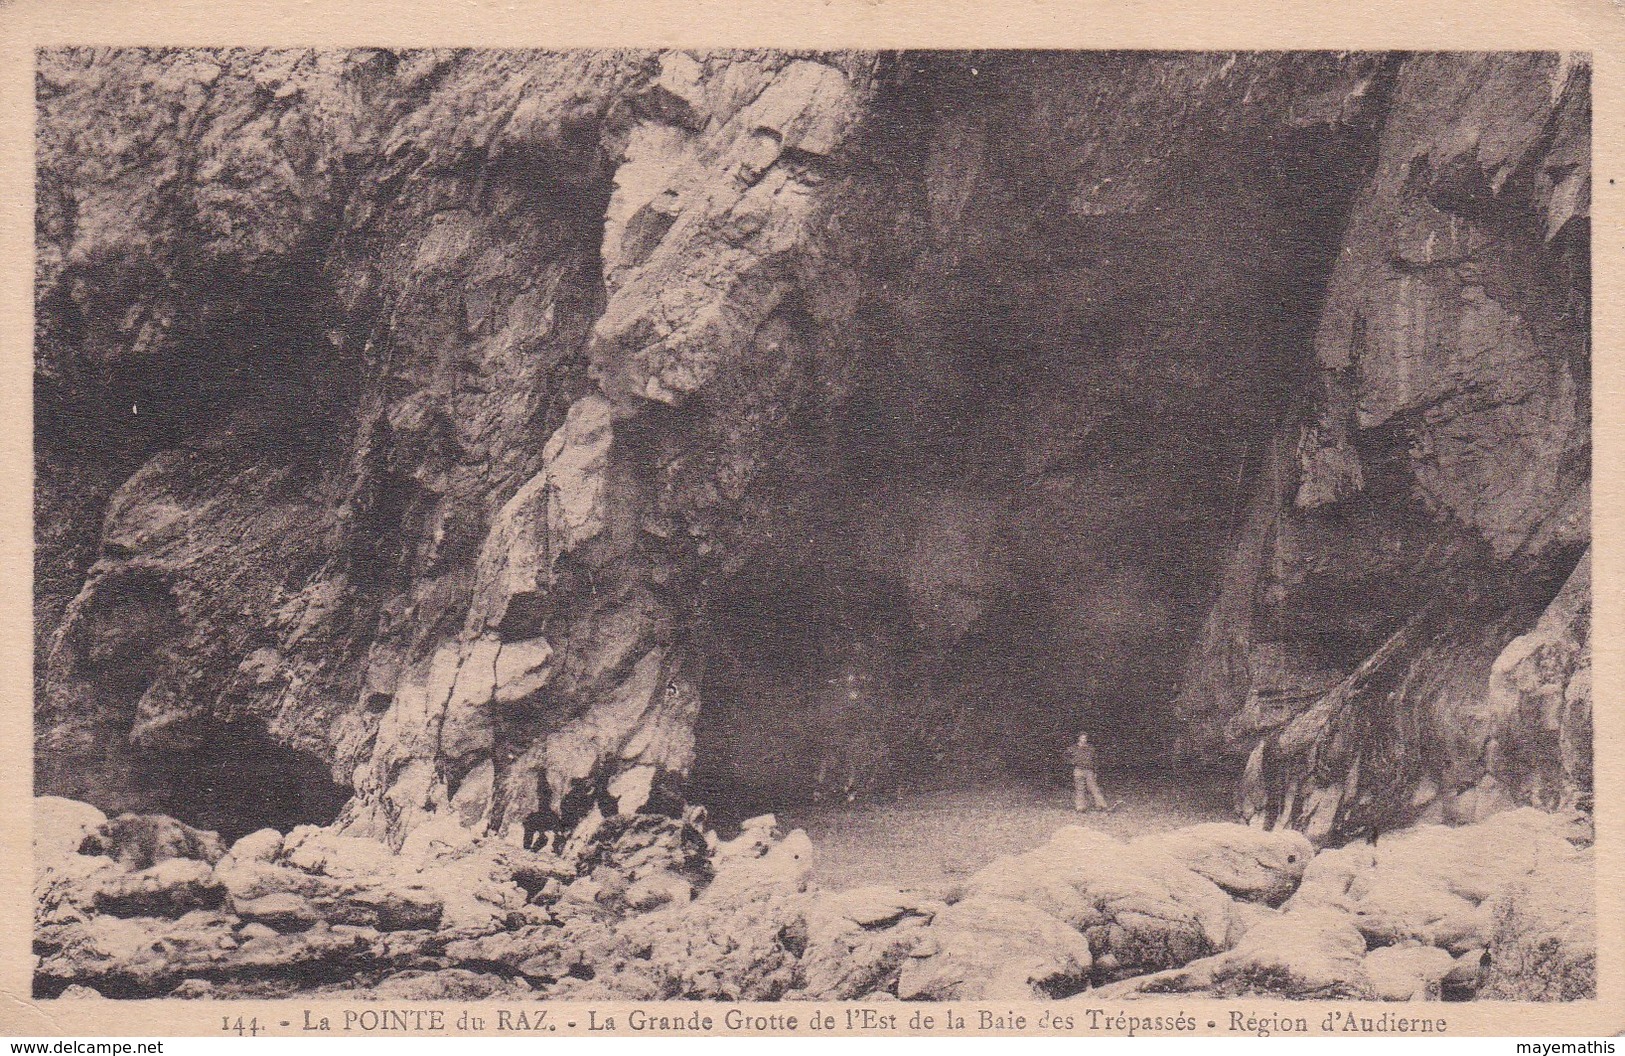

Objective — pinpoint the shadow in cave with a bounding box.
[681,279,1302,833]
[683,54,1383,848]
[126,723,351,843]
[687,550,1245,836]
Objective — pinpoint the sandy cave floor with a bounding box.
[782,770,1240,890]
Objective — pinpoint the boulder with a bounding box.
[1288,809,1583,953]
[704,829,814,901]
[398,830,570,931]
[273,823,550,932]
[233,893,320,933]
[398,815,480,864]
[609,891,802,1000]
[335,885,445,933]
[1441,948,1492,1001]
[624,872,694,911]
[168,979,219,999]
[581,813,710,891]
[413,857,526,933]
[219,830,456,933]
[793,887,941,999]
[223,922,388,976]
[1225,901,1280,945]
[515,917,623,986]
[813,885,936,930]
[1347,870,1489,954]
[278,826,399,878]
[712,815,780,866]
[36,911,245,995]
[963,826,1235,978]
[1288,841,1372,910]
[598,827,817,1000]
[226,829,284,864]
[79,814,228,870]
[1133,823,1313,905]
[88,859,225,918]
[896,896,1091,1001]
[442,924,569,974]
[1362,943,1456,1000]
[35,853,123,927]
[35,797,108,872]
[1480,849,1594,1000]
[214,857,325,904]
[794,920,926,1000]
[1100,906,1372,999]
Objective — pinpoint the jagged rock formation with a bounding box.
[37,49,1588,853]
[1219,54,1591,841]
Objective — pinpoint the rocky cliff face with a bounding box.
[1218,53,1591,841]
[36,49,1589,848]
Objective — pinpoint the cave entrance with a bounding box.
[686,399,1265,824]
[685,54,1379,829]
[105,723,352,844]
[687,260,1323,824]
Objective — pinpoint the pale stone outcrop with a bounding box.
[962,827,1236,979]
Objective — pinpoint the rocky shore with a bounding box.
[35,797,1594,1002]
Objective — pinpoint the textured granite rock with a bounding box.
[35,50,1588,872]
[1203,53,1592,841]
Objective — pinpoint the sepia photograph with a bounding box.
[3,8,1615,1040]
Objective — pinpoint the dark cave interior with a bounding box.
[41,50,1532,841]
[688,58,1385,815]
[127,724,354,843]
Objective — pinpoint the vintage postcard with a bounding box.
[0,0,1620,1042]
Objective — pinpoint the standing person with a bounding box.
[1067,731,1110,812]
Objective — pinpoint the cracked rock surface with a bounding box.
[34,48,1591,1000]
